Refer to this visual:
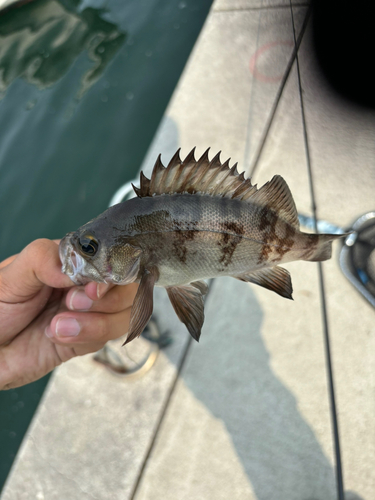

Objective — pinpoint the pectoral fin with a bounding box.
[124,267,159,345]
[166,280,208,342]
[236,267,293,299]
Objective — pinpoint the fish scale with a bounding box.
[120,195,299,286]
[59,149,346,344]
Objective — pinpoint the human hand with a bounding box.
[0,239,138,390]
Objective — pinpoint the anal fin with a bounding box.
[166,280,208,342]
[124,267,159,345]
[236,266,293,299]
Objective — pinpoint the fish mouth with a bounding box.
[59,234,106,285]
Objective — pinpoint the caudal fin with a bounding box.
[306,233,346,262]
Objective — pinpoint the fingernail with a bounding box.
[97,283,109,299]
[56,318,81,337]
[70,289,93,311]
[45,325,53,338]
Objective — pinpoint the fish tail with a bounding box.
[305,233,344,262]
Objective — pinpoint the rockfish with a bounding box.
[59,149,343,344]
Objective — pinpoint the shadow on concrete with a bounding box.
[178,277,363,500]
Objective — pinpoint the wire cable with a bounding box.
[247,3,312,178]
[289,3,345,499]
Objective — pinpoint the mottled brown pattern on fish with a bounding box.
[258,207,278,263]
[259,206,278,233]
[300,234,318,260]
[284,224,296,245]
[217,221,244,269]
[260,243,273,262]
[273,223,297,262]
[172,229,197,264]
[258,206,297,263]
[223,221,245,236]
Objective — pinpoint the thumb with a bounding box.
[0,239,73,303]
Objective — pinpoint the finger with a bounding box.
[0,254,17,270]
[0,239,73,302]
[45,308,132,345]
[55,341,106,360]
[66,283,138,313]
[84,282,114,301]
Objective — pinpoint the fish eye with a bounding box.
[78,235,99,256]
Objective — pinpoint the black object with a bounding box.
[312,0,375,108]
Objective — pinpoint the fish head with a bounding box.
[59,223,142,286]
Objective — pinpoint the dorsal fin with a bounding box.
[247,175,300,228]
[132,151,298,226]
[132,148,258,200]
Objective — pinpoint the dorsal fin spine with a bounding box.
[133,149,296,216]
[132,183,142,198]
[159,162,171,192]
[168,148,182,168]
[191,149,215,187]
[139,171,151,197]
[198,152,223,192]
[182,147,196,166]
[230,163,239,176]
[186,148,212,189]
[149,155,165,195]
[231,181,248,198]
[179,148,201,193]
[212,162,232,195]
[209,151,222,169]
[175,149,183,165]
[199,168,219,193]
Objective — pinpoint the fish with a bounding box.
[59,148,344,344]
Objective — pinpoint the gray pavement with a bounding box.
[2,1,374,499]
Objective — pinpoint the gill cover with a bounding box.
[108,244,142,284]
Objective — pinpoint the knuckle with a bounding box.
[24,239,49,270]
[91,315,110,341]
[83,314,108,341]
[111,290,127,311]
[101,287,133,313]
[25,238,50,256]
[95,310,129,342]
[25,239,57,265]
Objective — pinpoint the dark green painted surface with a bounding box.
[0,0,212,490]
